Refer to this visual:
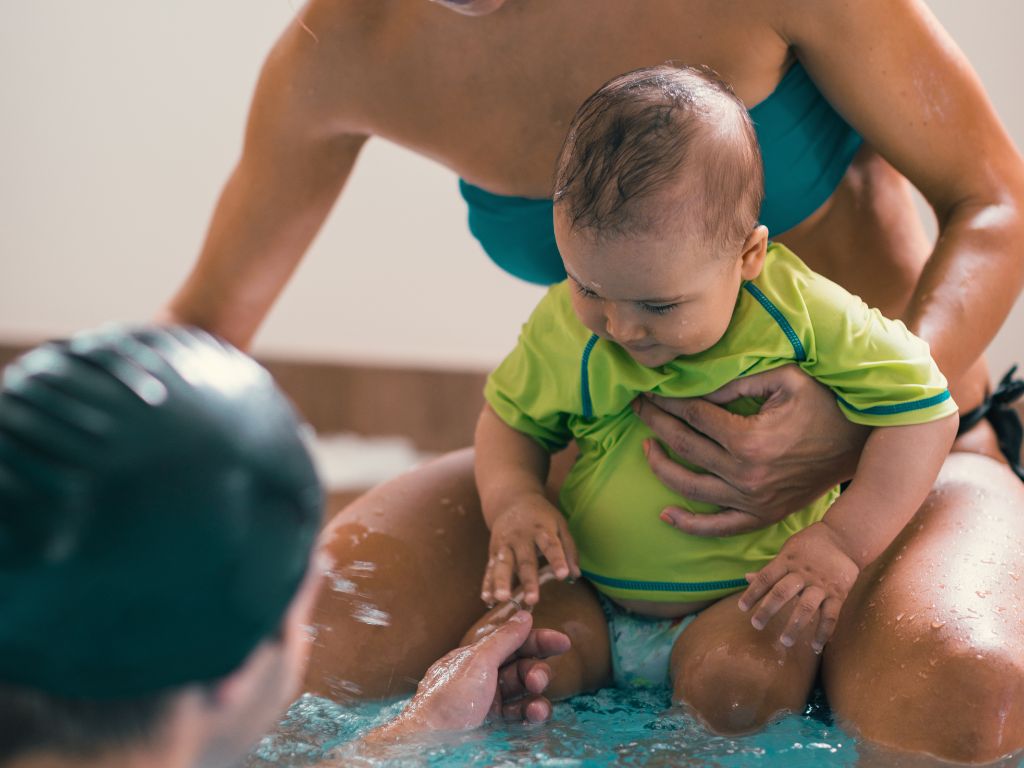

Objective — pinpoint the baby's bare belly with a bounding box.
[614,596,718,619]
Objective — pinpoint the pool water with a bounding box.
[246,686,863,767]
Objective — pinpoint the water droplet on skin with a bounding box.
[896,613,905,622]
[352,603,391,627]
[931,620,945,629]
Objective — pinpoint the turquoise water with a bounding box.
[246,686,862,766]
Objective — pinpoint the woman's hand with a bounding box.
[482,494,580,606]
[738,521,861,653]
[636,365,870,536]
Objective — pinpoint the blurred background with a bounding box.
[1,1,1021,482]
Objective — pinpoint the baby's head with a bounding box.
[553,64,768,367]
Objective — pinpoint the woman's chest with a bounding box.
[359,0,790,194]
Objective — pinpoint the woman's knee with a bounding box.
[827,624,1024,763]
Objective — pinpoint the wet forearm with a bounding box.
[903,195,1024,390]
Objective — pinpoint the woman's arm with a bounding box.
[160,12,369,349]
[781,0,1024,387]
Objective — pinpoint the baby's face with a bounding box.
[555,210,765,368]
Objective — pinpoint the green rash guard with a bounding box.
[484,244,958,604]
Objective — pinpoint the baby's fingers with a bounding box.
[489,546,517,603]
[738,560,788,612]
[535,530,571,581]
[560,526,582,579]
[748,571,805,631]
[778,585,826,648]
[513,542,541,605]
[812,596,844,653]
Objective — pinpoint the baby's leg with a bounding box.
[462,576,612,700]
[670,593,820,734]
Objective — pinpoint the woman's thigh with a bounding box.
[824,451,1024,764]
[303,448,490,699]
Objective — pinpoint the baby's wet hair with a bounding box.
[553,64,764,246]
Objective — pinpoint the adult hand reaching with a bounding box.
[634,365,870,536]
[359,611,570,746]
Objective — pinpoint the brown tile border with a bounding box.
[0,342,485,453]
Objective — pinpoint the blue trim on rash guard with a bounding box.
[742,282,807,361]
[837,389,953,415]
[580,334,600,420]
[582,570,749,593]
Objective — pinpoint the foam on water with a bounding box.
[246,686,860,767]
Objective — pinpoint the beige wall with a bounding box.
[0,1,1021,374]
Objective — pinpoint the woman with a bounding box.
[163,0,1024,761]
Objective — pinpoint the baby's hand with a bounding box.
[482,495,581,607]
[738,521,860,653]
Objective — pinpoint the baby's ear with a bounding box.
[739,225,769,280]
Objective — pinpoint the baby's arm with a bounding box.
[475,404,581,606]
[739,412,958,651]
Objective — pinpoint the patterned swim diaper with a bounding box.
[599,594,699,688]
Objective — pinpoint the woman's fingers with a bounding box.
[633,396,736,472]
[660,504,764,536]
[645,439,742,509]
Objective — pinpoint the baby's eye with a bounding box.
[572,281,598,299]
[639,302,679,315]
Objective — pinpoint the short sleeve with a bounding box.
[484,284,584,452]
[798,271,958,427]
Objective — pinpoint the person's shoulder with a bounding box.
[258,1,412,134]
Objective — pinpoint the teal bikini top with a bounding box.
[460,61,863,285]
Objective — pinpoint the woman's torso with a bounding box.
[302,0,990,410]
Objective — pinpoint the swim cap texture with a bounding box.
[0,326,323,698]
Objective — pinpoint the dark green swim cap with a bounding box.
[0,326,323,698]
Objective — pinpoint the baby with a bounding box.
[474,65,959,699]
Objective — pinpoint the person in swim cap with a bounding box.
[0,326,568,768]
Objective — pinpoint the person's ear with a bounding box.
[738,225,769,281]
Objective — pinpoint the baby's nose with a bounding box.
[605,305,643,342]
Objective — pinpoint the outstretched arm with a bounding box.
[317,611,570,764]
[160,11,369,349]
